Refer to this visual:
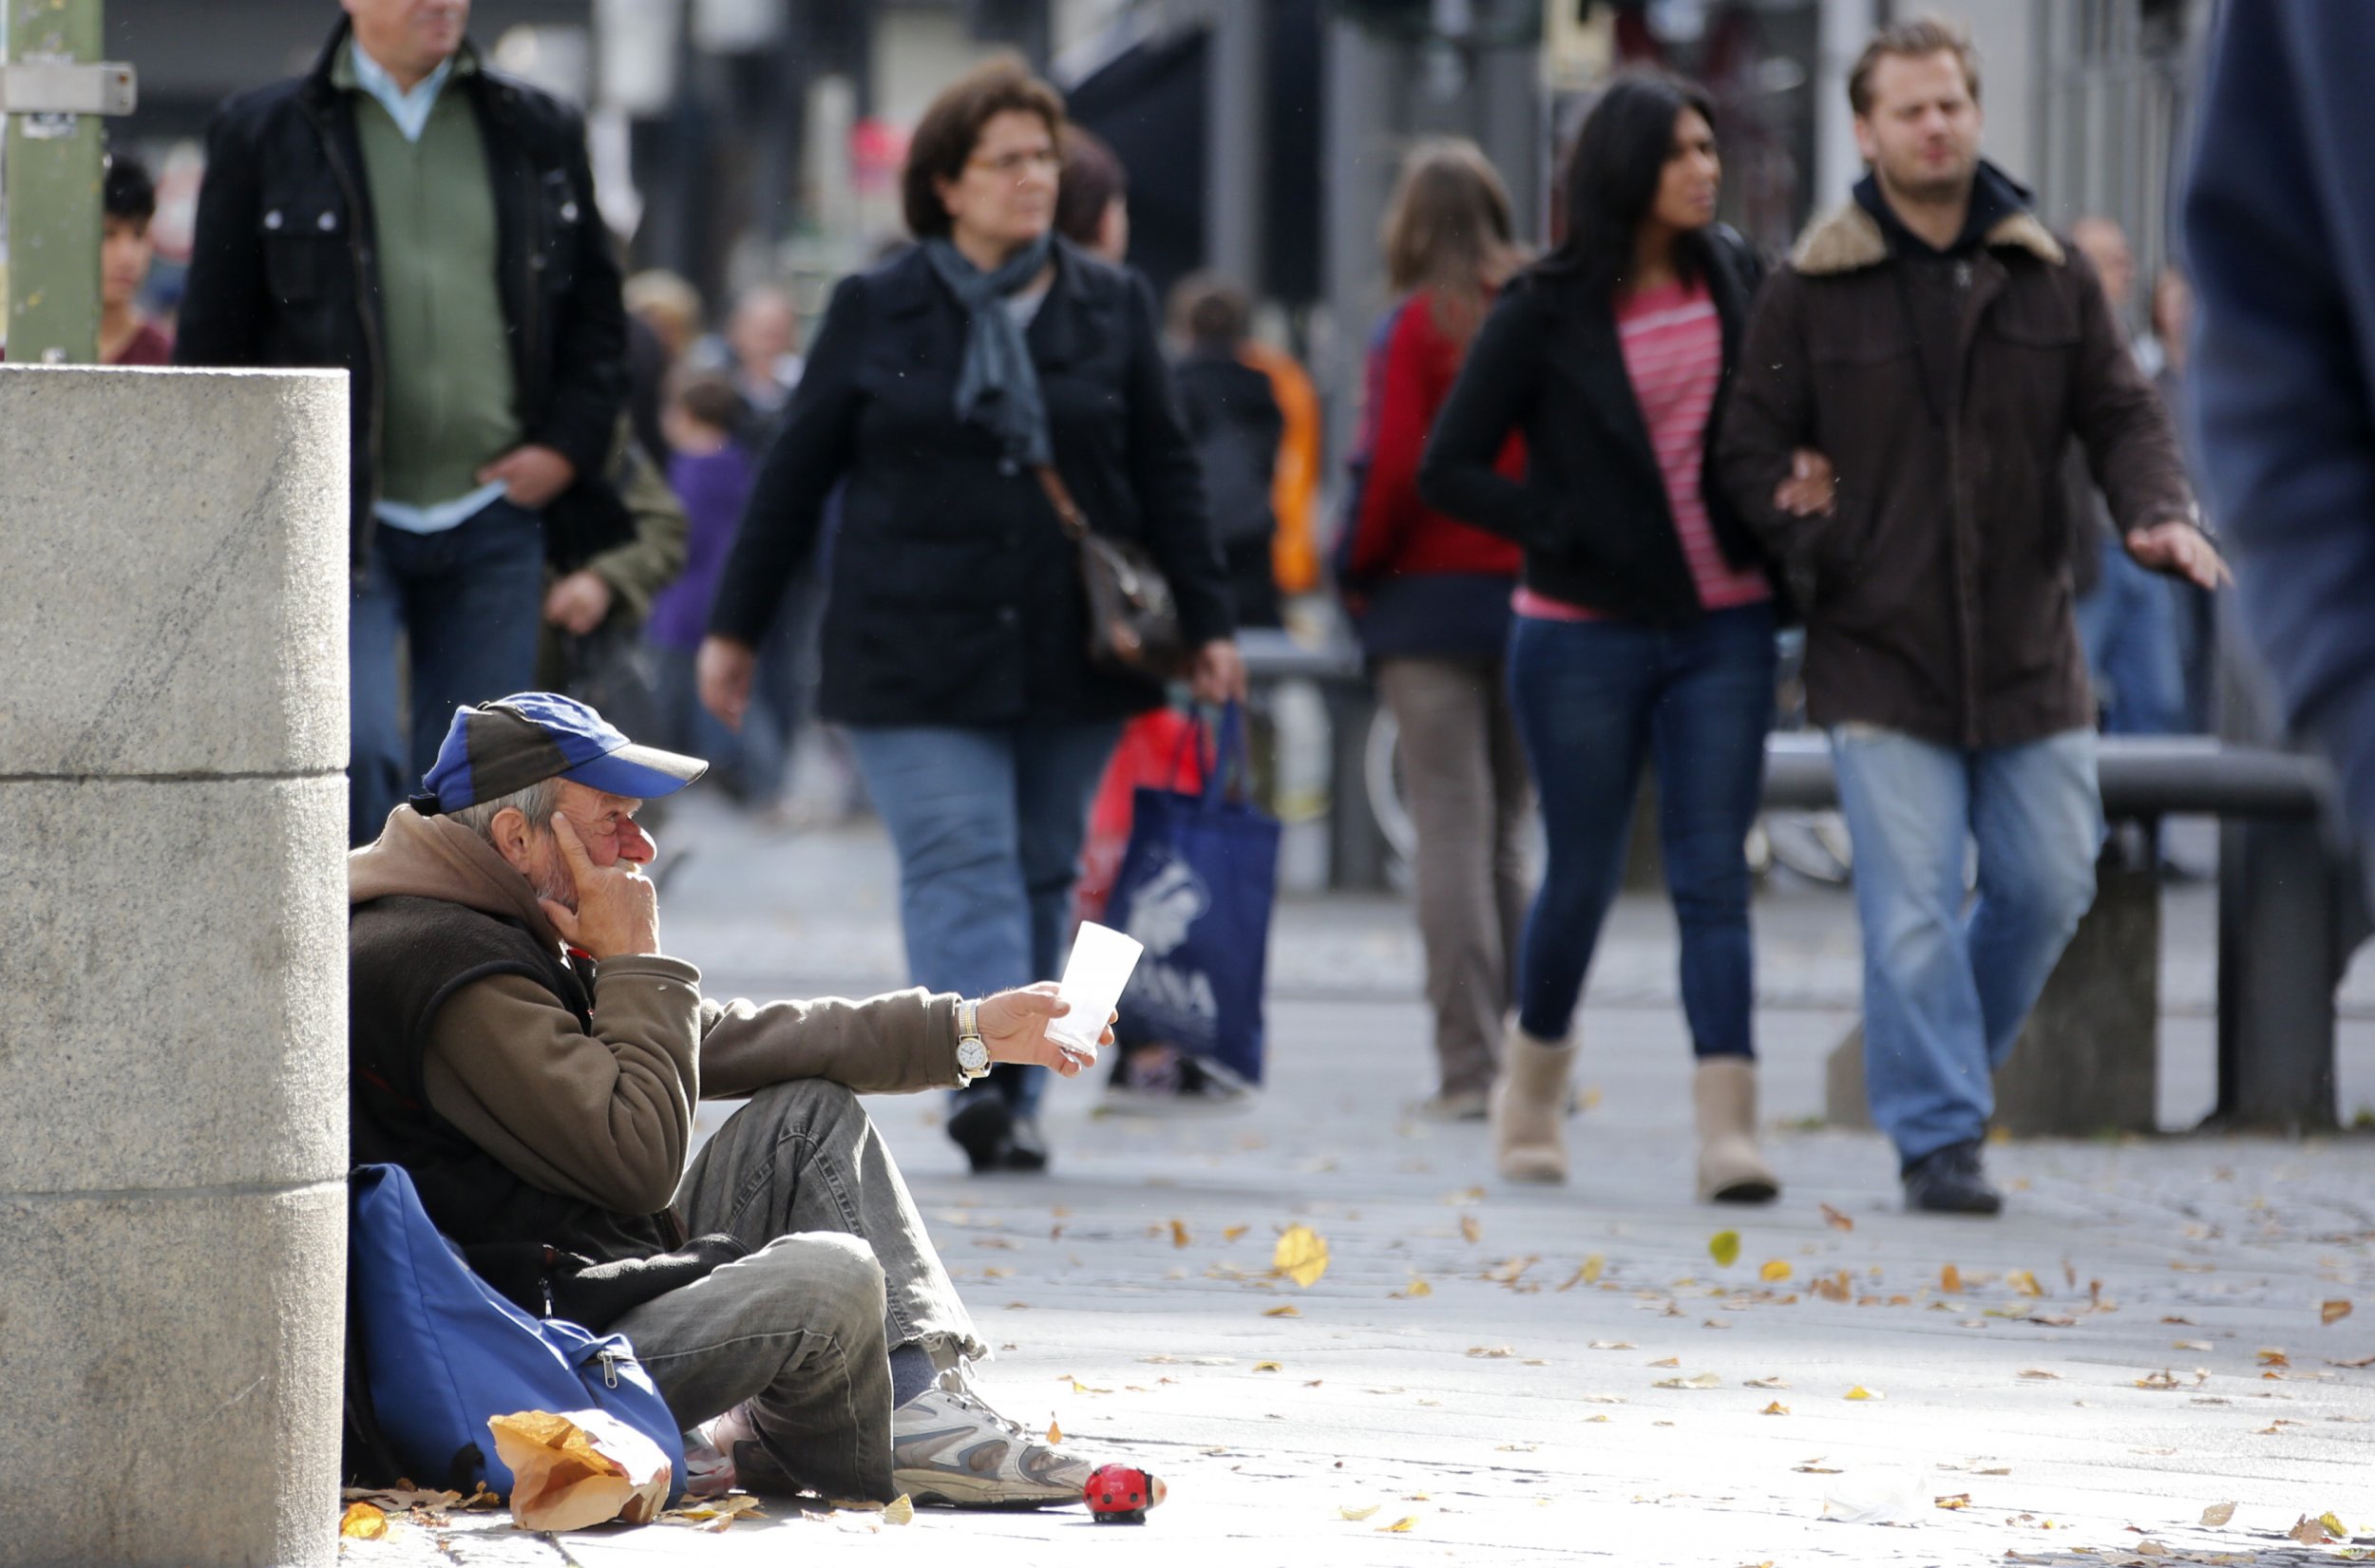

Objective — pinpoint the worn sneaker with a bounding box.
[682,1402,758,1498]
[890,1370,1095,1508]
[1902,1140,2004,1216]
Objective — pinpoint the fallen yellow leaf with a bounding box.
[1339,1503,1380,1521]
[1254,1361,1283,1372]
[883,1495,914,1526]
[1047,1418,1063,1444]
[1940,1263,1964,1294]
[1274,1224,1330,1288]
[339,1502,389,1540]
[1170,1219,1191,1248]
[2257,1348,2290,1367]
[1934,1493,1971,1510]
[1223,1224,1249,1243]
[2199,1501,2236,1526]
[1459,1214,1483,1244]
[1264,1304,1302,1317]
[1708,1230,1741,1267]
[2323,1298,2353,1326]
[1378,1517,1418,1533]
[1395,1276,1434,1299]
[2319,1511,2348,1537]
[1844,1385,1883,1401]
[1820,1202,1854,1232]
[1759,1259,1792,1283]
[1760,1400,1789,1415]
[1467,1345,1515,1359]
[2006,1269,2043,1296]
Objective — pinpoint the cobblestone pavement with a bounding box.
[340,799,2375,1566]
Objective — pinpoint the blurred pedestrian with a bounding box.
[697,283,805,418]
[1054,124,1130,264]
[2068,217,2188,736]
[1336,139,1530,1124]
[1423,73,1787,1201]
[102,151,173,365]
[1720,19,2221,1214]
[179,0,631,847]
[623,270,704,470]
[1168,274,1284,630]
[699,57,1243,1175]
[2144,265,2218,731]
[2185,0,2375,895]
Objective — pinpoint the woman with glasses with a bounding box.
[700,57,1244,1176]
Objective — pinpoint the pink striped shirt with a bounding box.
[1516,278,1772,621]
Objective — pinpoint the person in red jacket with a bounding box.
[1336,140,1530,1121]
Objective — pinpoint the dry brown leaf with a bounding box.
[2135,1370,2180,1389]
[1264,1304,1302,1318]
[2019,1369,2061,1380]
[1654,1372,1722,1389]
[2199,1501,2236,1526]
[1759,1259,1793,1283]
[339,1502,389,1540]
[1274,1225,1330,1288]
[1934,1493,1972,1510]
[1048,1417,1064,1444]
[1793,1464,1842,1474]
[2328,1352,2375,1369]
[883,1495,915,1526]
[2173,1340,2212,1351]
[1339,1503,1380,1521]
[1744,1375,1789,1389]
[1588,1340,1635,1351]
[1459,1214,1483,1244]
[1760,1400,1789,1415]
[1940,1262,1966,1294]
[2006,1269,2043,1296]
[2289,1515,2333,1545]
[1820,1202,1854,1232]
[1254,1361,1283,1372]
[1468,1345,1515,1359]
[1558,1255,1606,1292]
[1170,1219,1191,1248]
[1378,1516,1418,1533]
[1708,1230,1741,1268]
[2256,1348,2290,1367]
[1223,1224,1248,1242]
[1647,1356,1681,1368]
[2323,1298,2353,1326]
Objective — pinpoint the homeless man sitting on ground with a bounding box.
[348,692,1112,1507]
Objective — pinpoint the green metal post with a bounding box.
[5,0,104,364]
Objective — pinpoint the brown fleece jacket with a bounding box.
[349,808,961,1217]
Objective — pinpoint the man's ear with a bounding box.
[488,806,536,874]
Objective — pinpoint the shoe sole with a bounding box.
[894,1474,1084,1509]
[1707,1179,1780,1204]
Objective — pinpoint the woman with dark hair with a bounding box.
[700,56,1244,1176]
[1337,139,1530,1123]
[1421,71,1827,1200]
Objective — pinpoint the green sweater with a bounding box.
[340,45,521,507]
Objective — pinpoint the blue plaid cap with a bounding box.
[412,691,706,817]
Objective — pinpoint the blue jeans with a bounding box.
[1507,603,1776,1056]
[845,719,1123,1118]
[350,500,548,844]
[2075,538,2186,734]
[651,643,786,805]
[1829,725,2103,1162]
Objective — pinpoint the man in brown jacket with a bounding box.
[1719,20,2224,1215]
[349,692,1110,1506]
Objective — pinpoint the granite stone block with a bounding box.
[0,1181,344,1568]
[0,775,348,1192]
[0,367,349,779]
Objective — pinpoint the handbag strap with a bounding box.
[1201,700,1252,811]
[1035,464,1091,542]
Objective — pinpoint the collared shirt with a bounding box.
[348,40,457,144]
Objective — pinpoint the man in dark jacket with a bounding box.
[178,0,632,848]
[351,692,1112,1506]
[2185,2,2375,901]
[1719,19,2223,1215]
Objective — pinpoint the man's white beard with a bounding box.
[534,860,577,913]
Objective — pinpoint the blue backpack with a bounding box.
[348,1163,687,1503]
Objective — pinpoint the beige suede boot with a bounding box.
[1693,1057,1779,1203]
[1492,1023,1576,1183]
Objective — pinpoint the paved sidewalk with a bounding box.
[342,800,2375,1566]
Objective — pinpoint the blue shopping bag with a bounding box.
[1107,701,1281,1085]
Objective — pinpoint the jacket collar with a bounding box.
[1793,162,2064,276]
[349,806,567,954]
[305,15,486,105]
[877,236,1112,368]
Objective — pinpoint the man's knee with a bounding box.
[747,1077,867,1143]
[744,1232,888,1341]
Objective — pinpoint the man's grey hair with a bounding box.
[447,776,563,845]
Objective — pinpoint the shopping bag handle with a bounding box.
[1200,700,1253,812]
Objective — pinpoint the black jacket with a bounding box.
[176,18,630,575]
[1417,227,1777,625]
[711,241,1234,726]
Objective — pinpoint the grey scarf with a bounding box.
[922,233,1055,469]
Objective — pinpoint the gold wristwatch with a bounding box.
[955,997,991,1084]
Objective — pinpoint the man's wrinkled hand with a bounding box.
[1773,447,1837,518]
[538,813,660,960]
[978,981,1113,1078]
[479,444,578,509]
[543,570,614,634]
[2125,520,2230,591]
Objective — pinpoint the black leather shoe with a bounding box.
[1902,1140,2003,1216]
[946,1090,1014,1174]
[999,1114,1051,1173]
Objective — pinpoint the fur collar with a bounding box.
[1790,201,2065,276]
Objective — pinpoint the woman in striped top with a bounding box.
[1421,71,1832,1202]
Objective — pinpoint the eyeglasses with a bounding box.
[968,148,1060,177]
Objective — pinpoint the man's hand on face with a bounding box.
[2125,520,2231,592]
[538,812,661,960]
[478,444,578,510]
[977,982,1115,1079]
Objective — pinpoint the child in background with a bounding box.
[102,152,173,367]
[645,372,780,801]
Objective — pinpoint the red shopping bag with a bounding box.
[1074,708,1206,924]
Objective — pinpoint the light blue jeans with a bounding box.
[844,718,1123,1119]
[1829,725,2103,1163]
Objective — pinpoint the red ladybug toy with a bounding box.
[1083,1464,1167,1523]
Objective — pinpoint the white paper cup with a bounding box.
[1047,921,1144,1060]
